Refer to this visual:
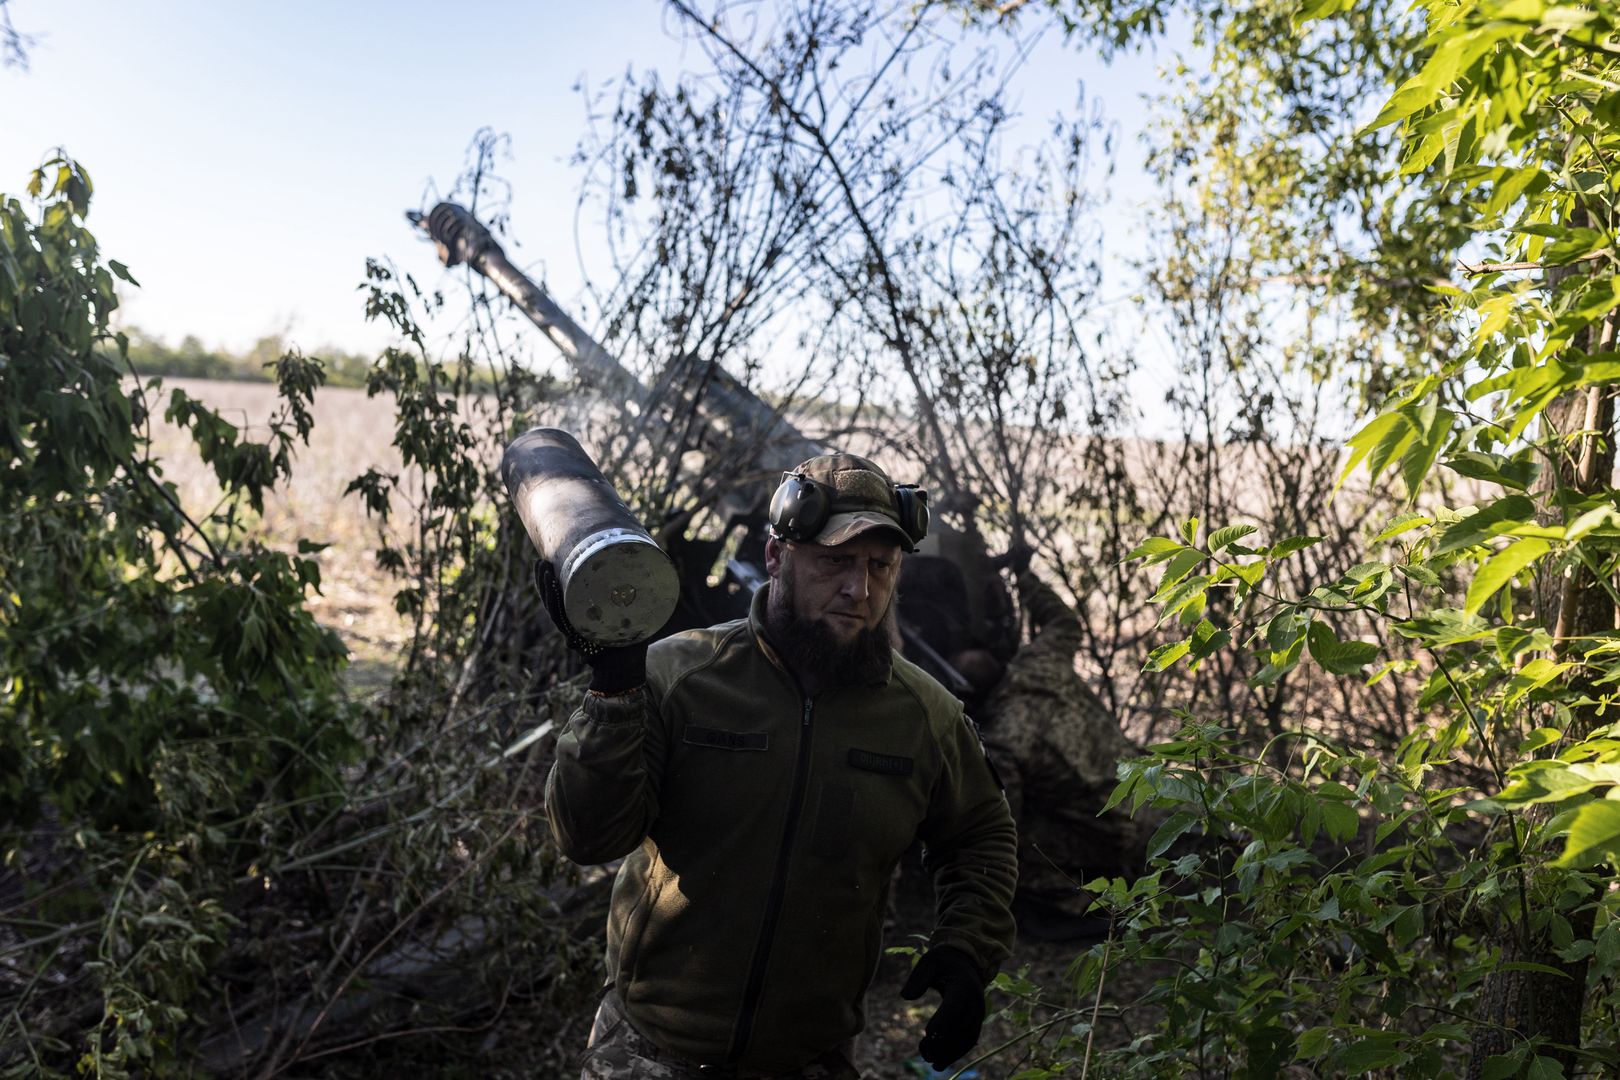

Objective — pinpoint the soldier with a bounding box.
[543,453,1018,1079]
[954,545,1140,942]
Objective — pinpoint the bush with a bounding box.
[1,157,594,1077]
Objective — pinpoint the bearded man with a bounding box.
[543,453,1017,1080]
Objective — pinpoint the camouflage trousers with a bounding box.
[580,989,862,1080]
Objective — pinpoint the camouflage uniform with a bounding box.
[581,990,860,1080]
[981,571,1140,924]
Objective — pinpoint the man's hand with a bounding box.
[535,560,648,695]
[900,947,986,1070]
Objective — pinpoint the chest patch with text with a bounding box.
[848,748,914,776]
[683,726,770,752]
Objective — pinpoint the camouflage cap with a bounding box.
[792,452,914,552]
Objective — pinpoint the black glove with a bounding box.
[900,947,986,1070]
[535,559,648,695]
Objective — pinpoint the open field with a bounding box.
[141,377,437,687]
[140,377,1411,727]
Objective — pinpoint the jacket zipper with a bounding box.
[727,695,815,1063]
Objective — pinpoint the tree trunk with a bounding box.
[1465,290,1617,1073]
[1466,901,1598,1075]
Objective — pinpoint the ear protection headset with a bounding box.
[767,469,930,547]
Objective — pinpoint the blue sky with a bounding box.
[2,1,1169,363]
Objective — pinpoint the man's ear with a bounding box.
[764,534,786,578]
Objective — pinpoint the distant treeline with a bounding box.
[122,330,376,389]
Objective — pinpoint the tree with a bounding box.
[0,153,595,1077]
[568,0,1124,554]
[0,155,356,1072]
[1108,1,1620,1073]
[0,0,32,70]
[1350,2,1620,1070]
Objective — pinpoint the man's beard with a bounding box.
[767,577,896,689]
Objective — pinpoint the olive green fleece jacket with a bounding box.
[546,587,1017,1073]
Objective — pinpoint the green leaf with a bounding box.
[1364,83,1426,132]
[1155,547,1205,592]
[1211,560,1265,589]
[1306,621,1380,675]
[1266,610,1307,650]
[1177,589,1206,626]
[1208,524,1257,553]
[1154,575,1211,623]
[1527,1055,1567,1080]
[1566,276,1620,322]
[1329,1031,1405,1071]
[1394,608,1491,646]
[1554,800,1620,868]
[1481,1049,1530,1080]
[1517,727,1563,754]
[1571,356,1620,388]
[1269,535,1323,558]
[1320,800,1359,843]
[1185,618,1231,671]
[1564,504,1620,542]
[1395,562,1441,587]
[1144,640,1191,672]
[1354,409,1419,485]
[1495,625,1548,663]
[1504,657,1575,705]
[1496,762,1604,808]
[1375,810,1414,845]
[1392,903,1425,947]
[1251,637,1307,686]
[1292,0,1354,26]
[1403,405,1455,496]
[1484,165,1548,221]
[1464,538,1552,616]
[1498,962,1570,979]
[1444,451,1539,491]
[1179,516,1199,546]
[1340,410,1401,489]
[1368,657,1418,686]
[1345,561,1395,601]
[1596,922,1620,970]
[1434,495,1536,554]
[1371,512,1432,544]
[1340,402,1455,498]
[1544,227,1607,265]
[1146,810,1200,860]
[1125,536,1182,562]
[1295,1026,1334,1060]
[1101,773,1139,814]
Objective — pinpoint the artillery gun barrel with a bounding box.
[408,202,646,409]
[407,202,822,467]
